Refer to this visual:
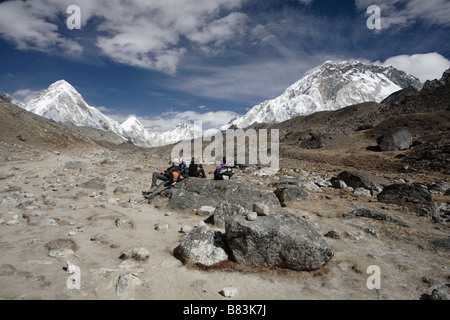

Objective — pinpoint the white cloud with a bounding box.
[0,0,247,74]
[13,88,42,103]
[0,0,82,55]
[377,52,450,82]
[356,0,450,29]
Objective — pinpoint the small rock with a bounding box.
[325,230,342,239]
[91,233,107,241]
[155,222,169,231]
[221,287,238,298]
[197,206,215,216]
[43,196,56,206]
[180,226,193,233]
[37,218,59,227]
[115,217,134,229]
[365,227,378,237]
[252,203,269,216]
[246,212,258,221]
[354,188,372,197]
[119,248,150,262]
[113,186,130,194]
[116,273,143,299]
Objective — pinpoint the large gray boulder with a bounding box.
[225,211,334,271]
[168,179,280,211]
[378,183,441,222]
[274,187,310,203]
[173,225,228,267]
[377,129,413,151]
[336,171,387,193]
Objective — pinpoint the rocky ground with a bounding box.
[0,144,449,300]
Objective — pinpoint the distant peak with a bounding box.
[48,79,76,91]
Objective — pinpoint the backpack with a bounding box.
[214,165,234,180]
[188,163,199,177]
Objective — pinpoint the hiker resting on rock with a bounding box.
[188,157,206,179]
[151,159,184,188]
[214,157,234,180]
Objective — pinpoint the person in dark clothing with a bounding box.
[151,160,181,188]
[188,158,206,179]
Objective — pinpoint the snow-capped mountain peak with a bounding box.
[222,60,423,129]
[24,80,126,139]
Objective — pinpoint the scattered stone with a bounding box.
[246,212,258,221]
[252,203,269,216]
[377,129,413,151]
[115,217,134,229]
[225,211,334,271]
[91,233,107,241]
[174,225,228,267]
[180,226,193,233]
[214,202,247,227]
[113,186,130,194]
[221,287,238,298]
[116,273,143,299]
[80,178,106,190]
[119,248,150,262]
[6,215,19,226]
[100,158,113,165]
[353,188,372,197]
[16,200,40,211]
[68,231,77,236]
[155,222,169,231]
[37,218,59,227]
[197,206,215,216]
[364,227,378,237]
[378,183,440,222]
[274,187,309,203]
[430,284,450,300]
[336,171,386,192]
[45,239,77,258]
[325,230,342,239]
[43,196,56,206]
[429,237,450,250]
[343,207,410,227]
[64,161,86,170]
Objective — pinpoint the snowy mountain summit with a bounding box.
[222,60,423,129]
[22,80,194,147]
[25,80,127,139]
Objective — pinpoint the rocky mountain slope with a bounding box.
[223,60,423,129]
[263,68,449,175]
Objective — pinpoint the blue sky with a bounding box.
[0,0,449,132]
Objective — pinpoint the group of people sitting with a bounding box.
[150,157,234,189]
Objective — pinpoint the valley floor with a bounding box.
[0,145,448,301]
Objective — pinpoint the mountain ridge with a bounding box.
[222,60,423,130]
